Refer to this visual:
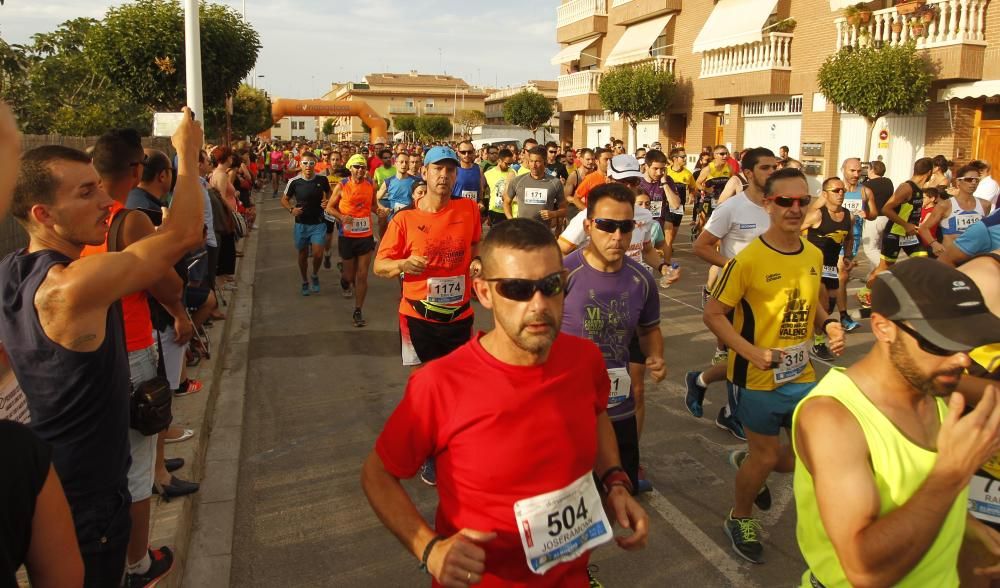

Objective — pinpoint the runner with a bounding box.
[563,147,596,213]
[866,158,934,292]
[687,147,777,440]
[268,144,285,197]
[804,177,855,362]
[452,140,486,212]
[326,154,377,326]
[545,141,569,183]
[694,145,733,243]
[479,144,499,173]
[372,147,397,191]
[855,159,894,311]
[919,163,993,256]
[281,151,331,296]
[484,148,515,227]
[638,149,681,262]
[574,148,612,209]
[792,257,1000,587]
[823,158,868,333]
[503,146,566,225]
[362,219,648,587]
[375,152,414,236]
[664,147,697,255]
[704,167,844,564]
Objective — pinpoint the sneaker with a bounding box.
[715,407,746,441]
[420,459,436,486]
[353,308,366,328]
[310,275,320,294]
[840,315,860,332]
[711,348,728,365]
[126,546,175,588]
[811,343,836,362]
[173,379,203,397]
[684,371,707,418]
[724,511,764,564]
[587,565,604,588]
[636,465,653,493]
[323,255,332,269]
[729,450,772,511]
[301,282,310,296]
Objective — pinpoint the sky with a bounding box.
[0,0,561,98]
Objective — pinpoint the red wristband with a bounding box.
[602,470,633,495]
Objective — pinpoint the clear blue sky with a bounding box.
[1,0,561,98]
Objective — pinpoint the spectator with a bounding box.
[972,160,1000,208]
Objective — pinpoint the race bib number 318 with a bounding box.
[513,472,613,575]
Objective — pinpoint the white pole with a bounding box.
[184,0,204,122]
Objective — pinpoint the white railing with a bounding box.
[611,0,633,7]
[388,105,416,114]
[835,0,987,50]
[557,70,603,97]
[700,33,793,78]
[423,106,455,115]
[487,86,539,101]
[557,0,608,28]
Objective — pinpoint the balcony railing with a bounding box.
[700,33,793,78]
[388,104,416,114]
[557,70,603,97]
[625,55,675,74]
[557,0,608,28]
[423,106,455,115]
[835,0,987,50]
[611,0,632,6]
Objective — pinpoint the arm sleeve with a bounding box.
[374,371,440,479]
[283,178,296,197]
[711,256,748,309]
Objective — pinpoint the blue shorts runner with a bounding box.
[735,381,817,436]
[294,222,327,250]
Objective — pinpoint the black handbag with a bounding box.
[108,210,174,436]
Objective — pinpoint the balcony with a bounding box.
[835,0,987,80]
[627,55,676,75]
[423,105,455,115]
[611,0,681,26]
[699,33,792,99]
[388,104,416,114]
[557,70,604,112]
[557,0,608,44]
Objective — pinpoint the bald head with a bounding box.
[958,252,1000,316]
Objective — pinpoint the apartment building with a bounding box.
[271,115,320,141]
[319,71,491,141]
[484,80,560,126]
[554,0,996,187]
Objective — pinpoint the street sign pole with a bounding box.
[184,0,204,123]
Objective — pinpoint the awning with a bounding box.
[550,36,601,66]
[829,0,857,9]
[692,0,779,53]
[605,14,675,67]
[938,80,1000,101]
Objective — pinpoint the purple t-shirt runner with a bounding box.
[561,249,660,421]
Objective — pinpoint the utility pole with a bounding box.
[183,0,204,122]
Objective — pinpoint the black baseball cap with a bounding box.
[872,257,1000,352]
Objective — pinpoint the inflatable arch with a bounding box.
[269,98,388,144]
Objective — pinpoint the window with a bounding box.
[405,99,414,108]
[425,99,435,109]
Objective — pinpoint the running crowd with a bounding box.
[1,96,999,588]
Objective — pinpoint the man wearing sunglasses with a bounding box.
[325,154,377,326]
[451,140,486,213]
[867,158,934,292]
[545,141,569,183]
[503,146,567,225]
[283,151,332,297]
[792,256,1000,587]
[705,167,844,564]
[563,147,596,215]
[561,183,666,498]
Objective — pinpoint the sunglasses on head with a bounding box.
[591,218,636,234]
[958,176,980,182]
[484,272,564,301]
[768,194,812,207]
[458,150,475,155]
[893,320,960,357]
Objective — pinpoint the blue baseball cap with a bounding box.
[424,146,459,166]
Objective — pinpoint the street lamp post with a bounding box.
[183,0,204,122]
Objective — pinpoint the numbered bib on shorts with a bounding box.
[426,275,465,304]
[900,234,919,247]
[773,342,809,384]
[513,472,613,575]
[347,216,371,234]
[607,367,632,408]
[956,213,982,231]
[524,188,547,206]
[271,164,281,171]
[648,200,663,218]
[461,190,479,201]
[822,265,838,279]
[843,199,863,214]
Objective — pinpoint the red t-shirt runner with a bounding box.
[375,332,611,586]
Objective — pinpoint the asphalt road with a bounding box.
[230,197,877,587]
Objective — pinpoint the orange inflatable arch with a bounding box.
[268,98,388,144]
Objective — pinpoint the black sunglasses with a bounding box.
[350,165,365,170]
[768,195,812,207]
[893,321,960,356]
[592,218,636,234]
[825,188,846,193]
[484,272,564,301]
[458,150,475,155]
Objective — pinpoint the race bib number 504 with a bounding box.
[513,473,613,575]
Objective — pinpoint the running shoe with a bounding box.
[637,466,653,494]
[323,255,332,269]
[724,511,764,564]
[173,379,203,397]
[729,450,772,511]
[126,546,175,588]
[301,282,309,297]
[715,407,746,441]
[840,315,860,332]
[353,308,366,328]
[420,459,436,486]
[684,371,707,418]
[811,343,836,362]
[710,348,728,365]
[587,565,604,588]
[310,275,320,294]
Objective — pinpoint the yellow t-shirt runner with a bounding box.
[711,236,824,391]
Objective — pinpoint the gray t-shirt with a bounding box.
[507,174,564,221]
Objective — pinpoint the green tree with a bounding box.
[416,115,452,140]
[454,109,485,137]
[395,115,417,133]
[226,83,271,139]
[88,0,260,112]
[818,42,933,161]
[503,90,553,138]
[597,64,675,148]
[322,117,335,137]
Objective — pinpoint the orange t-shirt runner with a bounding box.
[338,178,376,238]
[377,198,481,321]
[574,171,606,207]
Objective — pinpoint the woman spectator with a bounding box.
[210,147,239,286]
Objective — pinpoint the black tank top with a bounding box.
[0,249,130,503]
[807,206,851,266]
[865,177,894,216]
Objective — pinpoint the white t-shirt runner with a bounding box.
[559,205,656,264]
[703,192,770,260]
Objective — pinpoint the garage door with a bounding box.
[586,123,611,149]
[743,116,802,159]
[838,114,926,186]
[636,119,660,149]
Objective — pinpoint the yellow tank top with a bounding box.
[706,161,731,179]
[792,369,966,588]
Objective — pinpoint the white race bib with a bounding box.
[900,234,919,247]
[607,367,632,408]
[969,474,1000,525]
[648,200,663,218]
[513,472,613,575]
[461,190,479,201]
[773,342,810,384]
[822,265,838,279]
[426,275,465,304]
[956,213,982,231]
[524,187,547,206]
[843,199,863,213]
[348,216,370,234]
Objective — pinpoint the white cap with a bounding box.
[608,154,644,180]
